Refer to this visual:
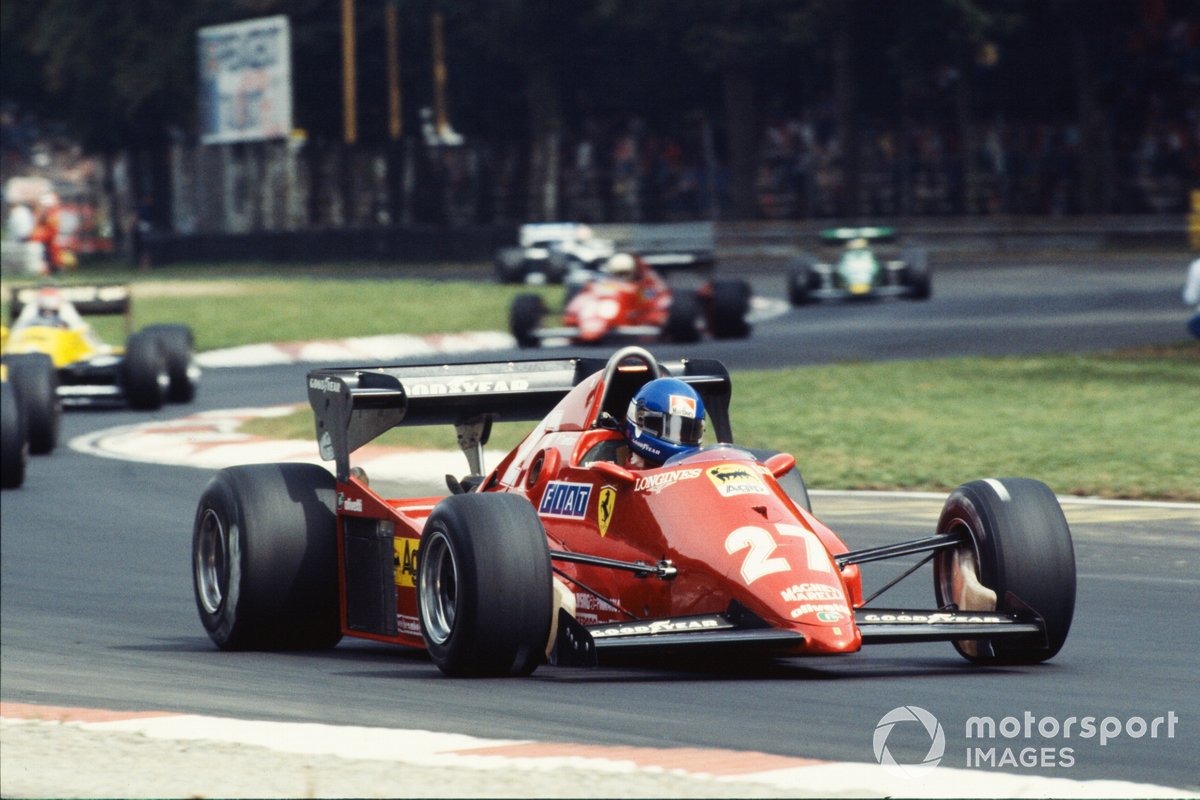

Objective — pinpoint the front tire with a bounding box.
[901,248,932,300]
[494,248,528,283]
[4,353,59,454]
[1,381,28,489]
[708,279,752,339]
[933,478,1075,664]
[192,463,342,651]
[418,493,553,677]
[663,290,702,343]
[788,258,819,306]
[510,294,545,349]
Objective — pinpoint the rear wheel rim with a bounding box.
[420,531,459,645]
[196,508,229,615]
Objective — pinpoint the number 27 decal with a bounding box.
[724,524,833,585]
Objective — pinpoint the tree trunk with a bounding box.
[832,3,859,218]
[1072,25,1106,213]
[526,64,561,221]
[722,68,759,220]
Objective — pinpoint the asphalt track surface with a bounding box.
[2,252,1198,795]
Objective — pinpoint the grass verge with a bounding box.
[1,261,564,350]
[243,345,1199,502]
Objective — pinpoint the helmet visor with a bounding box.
[635,405,705,446]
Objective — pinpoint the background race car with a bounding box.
[191,346,1076,678]
[495,222,715,285]
[788,227,932,305]
[509,254,751,347]
[2,284,199,411]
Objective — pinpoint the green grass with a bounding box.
[6,261,1196,500]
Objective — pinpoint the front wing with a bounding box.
[550,606,1044,666]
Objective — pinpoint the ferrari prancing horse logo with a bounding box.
[597,485,617,537]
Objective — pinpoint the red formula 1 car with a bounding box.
[192,346,1076,676]
[509,255,751,347]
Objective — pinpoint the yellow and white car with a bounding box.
[1,284,199,416]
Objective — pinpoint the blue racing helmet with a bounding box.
[625,378,705,464]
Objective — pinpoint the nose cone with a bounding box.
[795,619,862,654]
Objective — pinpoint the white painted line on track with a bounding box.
[196,331,518,368]
[195,295,790,370]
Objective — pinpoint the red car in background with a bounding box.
[509,254,751,347]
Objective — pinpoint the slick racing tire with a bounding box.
[663,290,702,343]
[900,248,932,300]
[708,279,752,339]
[192,463,342,651]
[142,324,199,403]
[122,332,169,410]
[4,353,59,454]
[419,493,553,677]
[510,293,545,349]
[1,381,28,489]
[933,478,1075,664]
[748,448,812,513]
[788,258,819,306]
[494,248,528,284]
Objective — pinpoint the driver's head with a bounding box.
[625,378,705,464]
[35,287,63,316]
[602,253,637,278]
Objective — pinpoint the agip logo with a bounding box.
[706,465,768,497]
[873,705,945,779]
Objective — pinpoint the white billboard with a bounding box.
[198,15,293,144]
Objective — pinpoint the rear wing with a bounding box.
[9,284,133,333]
[307,355,732,481]
[820,226,896,243]
[637,250,716,273]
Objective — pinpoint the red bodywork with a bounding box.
[319,353,865,658]
[560,261,673,343]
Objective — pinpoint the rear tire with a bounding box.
[418,493,553,677]
[142,324,199,403]
[192,463,342,651]
[663,290,701,343]
[509,294,545,349]
[4,353,59,454]
[123,332,168,410]
[708,279,752,339]
[1,381,28,489]
[934,478,1075,664]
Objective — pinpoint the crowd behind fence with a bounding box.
[2,111,1197,252]
[163,114,1195,236]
